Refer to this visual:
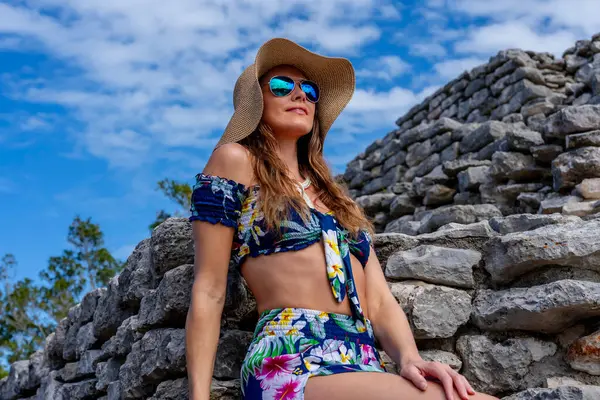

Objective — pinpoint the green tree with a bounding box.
[39,216,123,322]
[150,178,192,230]
[0,254,51,377]
[0,216,123,373]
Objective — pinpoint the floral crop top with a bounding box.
[189,173,374,332]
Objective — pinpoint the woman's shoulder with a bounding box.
[202,143,254,188]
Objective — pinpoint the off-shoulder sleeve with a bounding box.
[347,228,373,267]
[189,173,248,228]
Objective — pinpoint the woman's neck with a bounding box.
[275,136,303,181]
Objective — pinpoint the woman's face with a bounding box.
[260,65,316,140]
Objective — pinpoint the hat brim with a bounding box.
[217,38,355,147]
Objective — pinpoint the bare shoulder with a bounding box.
[203,143,254,187]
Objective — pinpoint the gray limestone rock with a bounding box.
[460,121,509,153]
[544,105,600,138]
[552,147,600,190]
[61,379,100,400]
[490,152,548,182]
[151,217,194,277]
[577,178,600,199]
[138,264,193,329]
[423,184,455,206]
[118,238,157,309]
[0,360,29,400]
[489,213,581,234]
[418,204,502,234]
[507,128,545,152]
[420,220,496,240]
[101,315,143,359]
[562,200,600,217]
[147,377,189,400]
[363,149,385,170]
[457,335,556,395]
[389,282,471,339]
[419,350,462,371]
[566,130,600,148]
[356,193,396,215]
[442,159,491,177]
[389,194,420,218]
[502,385,600,400]
[384,217,421,236]
[209,379,241,400]
[385,245,478,288]
[119,328,187,399]
[485,219,600,283]
[538,195,582,214]
[93,276,134,343]
[472,280,600,333]
[531,144,563,164]
[213,330,253,380]
[96,358,122,392]
[457,166,491,192]
[406,139,433,167]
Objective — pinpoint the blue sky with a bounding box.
[1,0,600,287]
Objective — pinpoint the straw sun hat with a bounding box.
[216,37,356,147]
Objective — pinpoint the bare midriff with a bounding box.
[240,240,370,319]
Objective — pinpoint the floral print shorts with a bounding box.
[240,307,387,400]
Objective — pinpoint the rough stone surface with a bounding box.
[472,280,600,333]
[544,105,600,138]
[419,204,502,234]
[150,218,194,277]
[485,220,600,283]
[8,35,600,400]
[552,147,600,190]
[502,386,600,400]
[489,213,582,234]
[385,245,478,288]
[390,282,471,339]
[457,335,557,395]
[566,329,600,375]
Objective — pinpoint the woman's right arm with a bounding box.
[185,220,234,400]
[185,143,253,400]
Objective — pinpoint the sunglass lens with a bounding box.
[270,76,294,97]
[301,81,319,103]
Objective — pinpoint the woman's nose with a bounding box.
[291,82,307,101]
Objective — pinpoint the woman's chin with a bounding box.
[273,123,313,138]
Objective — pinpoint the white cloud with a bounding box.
[357,56,410,80]
[409,42,447,58]
[433,57,488,80]
[453,0,600,36]
[0,0,395,167]
[454,21,578,57]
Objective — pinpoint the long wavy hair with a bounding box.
[239,114,374,239]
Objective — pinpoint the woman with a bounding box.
[185,38,497,400]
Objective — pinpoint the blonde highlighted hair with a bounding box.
[239,117,373,239]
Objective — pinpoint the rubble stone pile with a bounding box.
[2,33,600,400]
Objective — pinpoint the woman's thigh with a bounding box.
[304,371,499,400]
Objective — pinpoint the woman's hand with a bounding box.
[399,357,476,400]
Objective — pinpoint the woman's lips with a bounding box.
[286,107,308,115]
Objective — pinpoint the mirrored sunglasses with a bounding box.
[267,75,320,103]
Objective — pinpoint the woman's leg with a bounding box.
[304,371,499,400]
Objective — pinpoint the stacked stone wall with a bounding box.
[3,34,600,400]
[344,32,600,235]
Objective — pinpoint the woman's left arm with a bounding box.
[364,245,476,400]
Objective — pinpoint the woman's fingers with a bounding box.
[422,363,455,400]
[449,369,469,400]
[400,364,428,390]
